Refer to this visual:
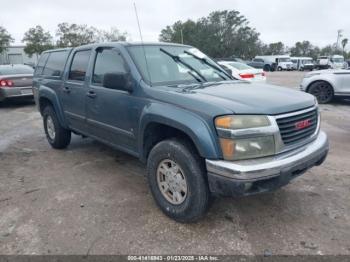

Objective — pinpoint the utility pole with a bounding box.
[180,29,184,44]
[336,29,343,51]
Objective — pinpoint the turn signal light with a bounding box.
[219,138,235,160]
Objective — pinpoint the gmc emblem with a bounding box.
[295,119,311,130]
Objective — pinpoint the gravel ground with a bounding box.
[0,71,349,255]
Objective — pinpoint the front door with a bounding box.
[60,49,91,132]
[85,47,137,153]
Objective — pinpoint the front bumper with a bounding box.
[0,87,33,101]
[206,131,329,196]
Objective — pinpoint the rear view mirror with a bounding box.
[103,73,133,92]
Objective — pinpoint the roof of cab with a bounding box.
[42,42,192,53]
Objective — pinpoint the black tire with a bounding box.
[277,66,283,71]
[147,138,209,223]
[308,81,334,104]
[263,64,271,72]
[43,106,71,149]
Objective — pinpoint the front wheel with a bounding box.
[43,106,71,149]
[147,138,209,223]
[308,81,334,104]
[277,66,283,71]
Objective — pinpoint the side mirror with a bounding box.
[103,73,133,92]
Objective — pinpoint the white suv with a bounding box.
[300,69,350,103]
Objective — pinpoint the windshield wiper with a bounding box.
[184,50,233,80]
[160,48,207,82]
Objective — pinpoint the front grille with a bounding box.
[276,108,318,145]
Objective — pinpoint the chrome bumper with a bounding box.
[206,131,329,181]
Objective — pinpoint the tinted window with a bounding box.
[92,49,127,85]
[42,51,69,77]
[34,53,49,76]
[0,65,34,75]
[68,50,91,81]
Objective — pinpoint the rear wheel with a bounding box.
[43,106,71,149]
[263,64,271,72]
[147,138,209,223]
[308,81,334,104]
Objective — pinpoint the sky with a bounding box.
[1,0,349,49]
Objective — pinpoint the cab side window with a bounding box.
[92,48,127,85]
[42,51,69,77]
[68,50,91,81]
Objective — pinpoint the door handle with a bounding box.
[87,90,97,98]
[63,86,71,93]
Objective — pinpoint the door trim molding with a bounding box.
[87,118,135,138]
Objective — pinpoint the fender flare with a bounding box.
[138,103,221,161]
[38,86,69,129]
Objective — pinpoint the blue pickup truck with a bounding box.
[33,42,329,222]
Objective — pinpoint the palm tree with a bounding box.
[341,38,348,54]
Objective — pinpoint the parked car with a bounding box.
[247,58,265,70]
[315,55,346,70]
[33,43,329,222]
[218,61,266,82]
[216,57,247,64]
[254,55,293,71]
[291,57,314,71]
[300,69,350,103]
[0,64,34,102]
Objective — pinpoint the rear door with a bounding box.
[60,49,91,132]
[334,71,350,95]
[85,47,137,152]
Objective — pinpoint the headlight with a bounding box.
[215,115,275,160]
[215,115,270,129]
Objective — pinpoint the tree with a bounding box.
[22,26,53,58]
[159,10,261,59]
[289,41,321,59]
[262,42,285,55]
[56,23,98,47]
[100,27,128,42]
[56,23,128,47]
[0,26,14,54]
[320,45,336,56]
[341,38,348,54]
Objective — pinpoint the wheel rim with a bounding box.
[46,116,56,140]
[311,84,332,103]
[156,159,188,205]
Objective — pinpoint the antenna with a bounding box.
[133,2,152,85]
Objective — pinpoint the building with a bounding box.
[0,45,37,66]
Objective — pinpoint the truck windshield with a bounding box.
[333,58,344,63]
[127,45,228,86]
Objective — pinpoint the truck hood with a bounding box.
[163,81,316,115]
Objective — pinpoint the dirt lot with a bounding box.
[0,71,350,255]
